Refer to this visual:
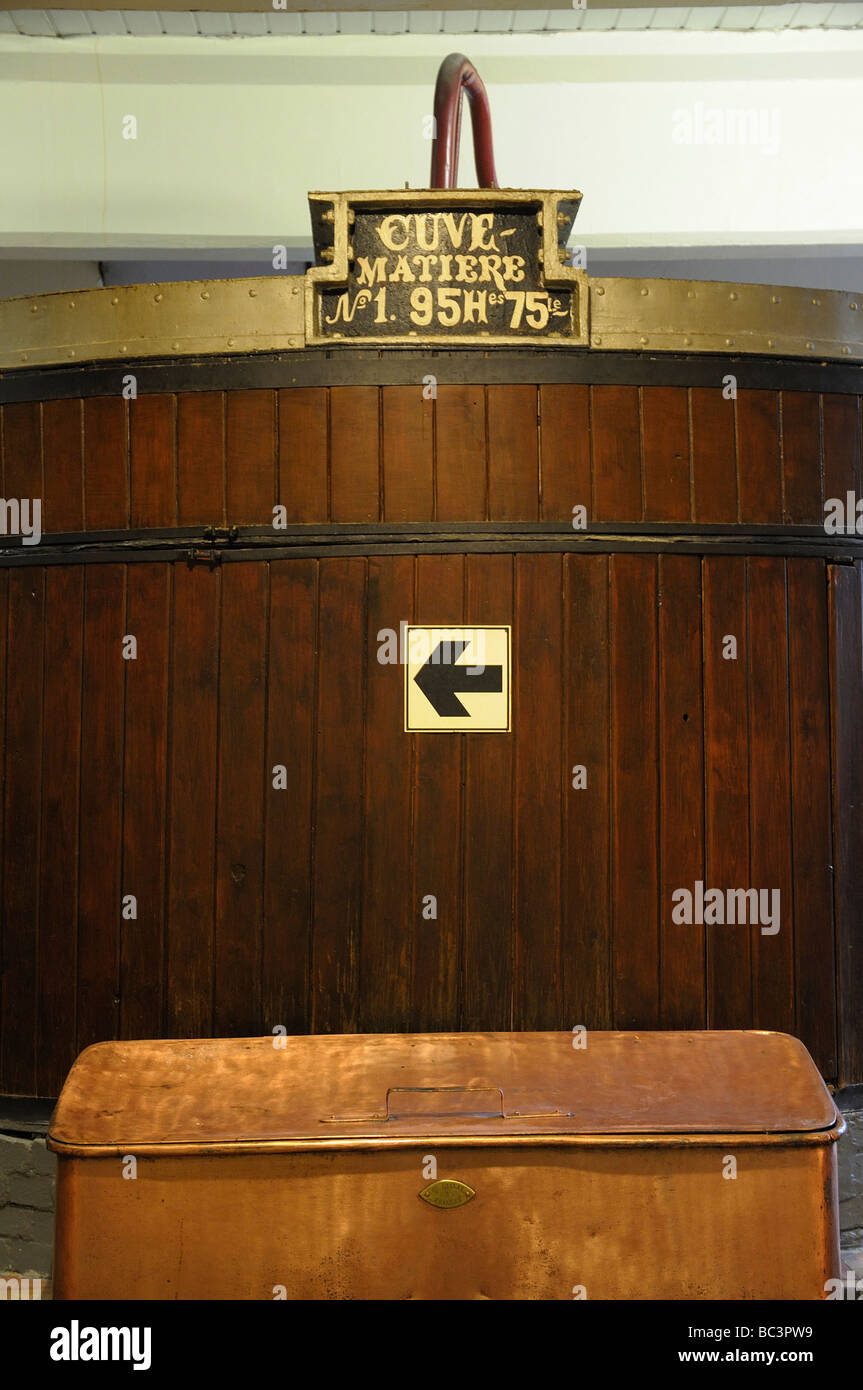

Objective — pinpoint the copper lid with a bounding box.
[47,1031,838,1152]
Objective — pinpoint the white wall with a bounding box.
[0,29,862,256]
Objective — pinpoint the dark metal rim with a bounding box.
[12,521,862,544]
[1,521,860,567]
[3,348,863,404]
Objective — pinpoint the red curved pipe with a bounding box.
[430,53,498,190]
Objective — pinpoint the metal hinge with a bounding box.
[185,525,240,566]
[203,526,240,544]
[184,548,221,567]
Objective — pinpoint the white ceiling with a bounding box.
[2,6,863,35]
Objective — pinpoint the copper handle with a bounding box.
[429,53,499,190]
[385,1086,505,1120]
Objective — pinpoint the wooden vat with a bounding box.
[1,191,862,1096]
[47,1030,844,1301]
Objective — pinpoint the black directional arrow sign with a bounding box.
[413,641,503,717]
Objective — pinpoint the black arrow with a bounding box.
[414,641,503,717]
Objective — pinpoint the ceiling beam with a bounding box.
[4,1,845,11]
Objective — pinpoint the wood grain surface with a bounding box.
[0,382,859,1092]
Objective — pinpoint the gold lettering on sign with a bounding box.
[320,206,573,339]
[377,212,502,257]
[469,212,498,251]
[323,289,373,324]
[390,257,415,284]
[378,215,411,251]
[356,257,388,286]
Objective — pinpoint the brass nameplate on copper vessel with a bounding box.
[419,1179,476,1210]
[306,190,587,348]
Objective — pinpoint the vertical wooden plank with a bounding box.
[83,396,129,531]
[263,559,317,1036]
[539,385,590,524]
[736,390,781,523]
[330,388,379,523]
[2,401,42,510]
[120,564,170,1040]
[562,554,612,1030]
[1,412,42,1047]
[591,385,641,523]
[77,565,125,1051]
[178,391,225,527]
[411,555,464,1029]
[703,557,752,1029]
[822,394,862,509]
[691,387,737,524]
[611,554,659,1027]
[382,386,434,522]
[130,394,177,529]
[359,556,414,1030]
[42,398,83,534]
[642,387,691,522]
[487,384,538,521]
[435,384,486,521]
[277,388,328,524]
[0,571,8,1089]
[1,569,43,1094]
[226,390,276,525]
[781,391,822,526]
[658,554,706,1029]
[829,562,863,1085]
[514,553,562,1028]
[165,564,219,1039]
[311,558,366,1032]
[1,406,43,1072]
[463,553,514,1030]
[214,563,267,1034]
[747,559,794,1032]
[37,567,83,1096]
[788,561,836,1077]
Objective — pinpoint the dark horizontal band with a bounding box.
[3,348,863,405]
[0,521,859,567]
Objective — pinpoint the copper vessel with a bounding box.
[48,1030,843,1301]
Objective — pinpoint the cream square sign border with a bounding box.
[404,625,512,733]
